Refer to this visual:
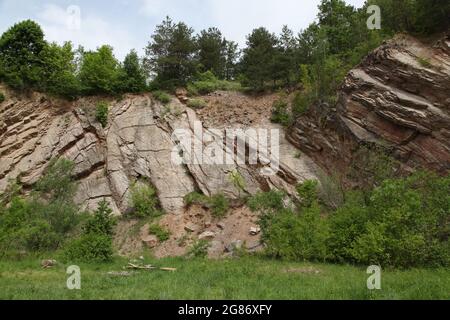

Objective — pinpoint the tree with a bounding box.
[240,27,278,90]
[117,49,147,93]
[40,42,80,99]
[196,27,227,78]
[224,40,239,80]
[0,20,46,90]
[414,0,450,34]
[145,16,197,89]
[273,25,298,87]
[317,0,359,55]
[78,45,119,95]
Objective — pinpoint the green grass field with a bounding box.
[0,256,448,300]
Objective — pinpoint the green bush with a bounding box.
[271,98,292,127]
[152,90,171,104]
[130,182,162,218]
[0,92,5,103]
[348,172,450,268]
[247,190,286,214]
[249,172,450,268]
[187,71,241,96]
[0,159,80,256]
[63,233,113,263]
[184,192,229,218]
[187,98,207,109]
[296,180,319,208]
[83,200,116,237]
[263,204,330,262]
[187,240,210,259]
[209,194,229,218]
[148,224,171,242]
[95,102,109,128]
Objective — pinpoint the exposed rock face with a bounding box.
[289,34,450,176]
[0,89,319,215]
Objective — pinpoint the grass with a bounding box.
[0,256,448,300]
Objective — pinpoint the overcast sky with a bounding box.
[0,0,367,60]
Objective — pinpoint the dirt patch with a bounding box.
[154,205,263,259]
[195,91,280,129]
[114,205,263,259]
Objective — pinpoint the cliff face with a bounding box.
[288,34,450,176]
[1,34,449,216]
[0,89,319,215]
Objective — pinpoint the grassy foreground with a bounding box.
[0,256,448,300]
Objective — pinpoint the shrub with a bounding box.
[327,191,369,263]
[152,90,171,104]
[184,192,207,206]
[247,190,286,214]
[187,98,207,109]
[348,172,450,268]
[0,159,80,255]
[63,233,113,263]
[292,90,312,116]
[209,194,229,218]
[148,224,171,242]
[228,169,246,198]
[95,102,109,128]
[271,98,292,127]
[186,71,242,96]
[263,204,330,262]
[130,182,162,218]
[0,92,5,103]
[187,240,210,259]
[184,192,229,218]
[83,200,116,237]
[296,180,319,208]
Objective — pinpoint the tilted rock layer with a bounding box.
[289,34,450,176]
[0,89,319,215]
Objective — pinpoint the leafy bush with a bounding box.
[130,181,162,218]
[187,71,241,96]
[95,102,109,128]
[271,98,292,127]
[83,200,116,237]
[0,159,80,256]
[209,194,230,218]
[187,240,210,259]
[62,200,115,263]
[247,190,286,214]
[152,90,171,104]
[249,172,450,268]
[184,192,229,218]
[263,204,330,262]
[148,224,171,242]
[296,180,319,208]
[63,233,113,263]
[348,172,450,268]
[187,98,207,109]
[0,92,5,103]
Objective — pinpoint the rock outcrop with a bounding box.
[0,88,319,215]
[288,34,450,176]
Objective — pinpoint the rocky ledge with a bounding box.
[288,34,450,176]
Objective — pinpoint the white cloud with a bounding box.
[37,3,137,60]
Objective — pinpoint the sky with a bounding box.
[0,0,367,60]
